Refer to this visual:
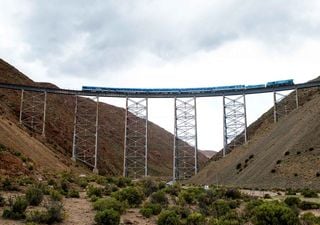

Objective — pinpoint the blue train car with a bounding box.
[246,84,266,89]
[266,79,294,88]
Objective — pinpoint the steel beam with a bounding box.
[173,97,198,181]
[223,94,247,156]
[123,98,148,178]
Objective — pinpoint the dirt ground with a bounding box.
[63,192,95,225]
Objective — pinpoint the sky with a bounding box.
[1,0,320,151]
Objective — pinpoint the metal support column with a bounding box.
[295,89,299,109]
[71,96,78,161]
[93,96,99,174]
[174,97,198,181]
[19,90,46,134]
[223,94,247,156]
[123,98,148,178]
[72,96,99,169]
[273,90,298,123]
[42,92,47,136]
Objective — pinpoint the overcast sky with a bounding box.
[1,0,320,151]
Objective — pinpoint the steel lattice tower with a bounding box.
[174,97,198,181]
[72,96,99,173]
[19,90,47,136]
[123,98,148,178]
[223,95,247,157]
[273,89,299,123]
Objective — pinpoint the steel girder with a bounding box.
[72,96,99,172]
[123,98,148,178]
[223,95,247,156]
[174,97,198,181]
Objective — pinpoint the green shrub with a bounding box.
[301,189,318,198]
[212,211,244,225]
[225,189,242,199]
[178,187,204,205]
[186,212,205,225]
[93,197,126,214]
[140,207,153,218]
[286,189,297,196]
[87,185,103,198]
[298,201,320,210]
[158,182,166,190]
[150,191,168,206]
[95,209,120,225]
[2,196,28,220]
[1,178,19,191]
[113,187,144,208]
[76,178,88,188]
[26,210,49,223]
[0,194,5,207]
[284,197,301,207]
[165,183,181,196]
[141,178,158,197]
[170,206,191,219]
[211,199,232,218]
[45,201,64,224]
[140,202,162,217]
[115,177,132,188]
[49,189,63,201]
[67,189,80,198]
[252,201,299,225]
[157,209,181,225]
[264,194,272,199]
[300,212,320,225]
[58,178,70,195]
[26,186,44,206]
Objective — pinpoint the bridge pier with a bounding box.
[19,90,47,136]
[273,89,299,123]
[173,97,198,181]
[123,98,148,178]
[72,96,99,173]
[222,94,247,157]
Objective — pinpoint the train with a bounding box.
[82,79,294,94]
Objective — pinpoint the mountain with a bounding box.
[189,77,320,189]
[0,58,207,177]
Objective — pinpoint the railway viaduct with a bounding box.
[1,81,320,181]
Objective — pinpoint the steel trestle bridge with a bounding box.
[1,80,320,180]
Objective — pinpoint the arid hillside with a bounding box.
[189,78,320,189]
[0,58,206,177]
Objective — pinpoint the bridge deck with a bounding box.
[0,81,320,98]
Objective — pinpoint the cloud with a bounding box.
[2,0,316,79]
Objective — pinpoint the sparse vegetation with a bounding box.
[252,201,299,225]
[157,209,181,225]
[26,185,44,206]
[2,196,28,220]
[284,151,290,156]
[301,189,318,198]
[112,186,144,208]
[151,190,168,206]
[95,209,120,225]
[93,197,126,214]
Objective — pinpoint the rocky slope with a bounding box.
[189,78,320,189]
